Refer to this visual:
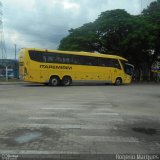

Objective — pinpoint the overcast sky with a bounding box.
[1,0,155,59]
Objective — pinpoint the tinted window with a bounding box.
[51,54,62,63]
[29,51,43,62]
[83,56,98,66]
[72,55,98,66]
[41,52,72,64]
[29,50,121,69]
[44,53,56,63]
[112,59,121,69]
[61,54,72,64]
[99,58,113,67]
[72,55,83,65]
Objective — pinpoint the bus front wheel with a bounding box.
[49,76,60,86]
[62,76,72,86]
[115,78,122,86]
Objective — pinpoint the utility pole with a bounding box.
[5,65,8,81]
[15,44,17,60]
[0,1,6,59]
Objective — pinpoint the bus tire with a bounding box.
[49,76,60,86]
[115,77,122,86]
[62,76,72,86]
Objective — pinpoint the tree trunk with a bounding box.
[140,69,143,81]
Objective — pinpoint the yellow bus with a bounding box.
[19,48,134,86]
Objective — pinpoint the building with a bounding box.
[0,59,19,79]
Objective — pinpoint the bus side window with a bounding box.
[82,56,98,66]
[99,58,106,66]
[29,51,43,62]
[66,57,71,63]
[72,55,81,65]
[48,56,53,62]
[90,57,98,66]
[43,55,47,62]
[83,56,91,65]
[99,58,111,67]
[112,59,121,69]
[54,54,63,63]
[62,55,72,64]
[105,59,112,67]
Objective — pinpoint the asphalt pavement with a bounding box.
[0,83,160,160]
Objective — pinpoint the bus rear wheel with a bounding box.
[115,78,122,86]
[49,76,60,86]
[62,76,72,86]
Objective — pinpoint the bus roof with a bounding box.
[22,48,128,61]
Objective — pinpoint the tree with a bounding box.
[142,0,160,80]
[142,0,160,24]
[58,1,160,81]
[93,9,133,55]
[59,23,98,52]
[59,9,133,55]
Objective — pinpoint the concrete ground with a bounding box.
[0,83,160,159]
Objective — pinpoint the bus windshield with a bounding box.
[121,60,134,76]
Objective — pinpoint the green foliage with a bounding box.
[58,0,160,80]
[142,0,160,24]
[59,23,98,52]
[93,10,134,54]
